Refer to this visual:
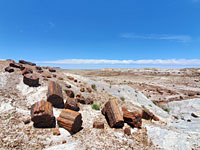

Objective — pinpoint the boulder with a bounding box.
[31,100,55,128]
[23,73,39,87]
[5,67,14,73]
[19,60,36,66]
[57,109,83,133]
[47,81,64,108]
[64,98,80,111]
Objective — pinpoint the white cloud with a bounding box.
[121,33,191,42]
[37,59,200,65]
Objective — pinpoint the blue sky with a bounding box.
[0,0,200,68]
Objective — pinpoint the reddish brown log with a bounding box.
[122,107,142,128]
[93,121,104,129]
[23,73,39,87]
[9,62,25,70]
[49,68,56,72]
[64,98,80,111]
[47,81,64,108]
[19,60,36,66]
[57,109,83,133]
[31,100,55,128]
[102,99,124,128]
[124,128,131,136]
[141,109,160,121]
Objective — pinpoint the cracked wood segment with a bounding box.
[64,98,80,111]
[31,100,55,128]
[47,81,64,108]
[57,109,82,133]
[103,99,124,128]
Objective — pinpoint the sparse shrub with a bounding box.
[149,104,152,107]
[162,107,170,113]
[92,104,100,110]
[91,84,97,91]
[6,114,11,120]
[120,96,125,101]
[152,100,158,106]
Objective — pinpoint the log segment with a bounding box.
[64,98,80,111]
[31,100,55,128]
[57,109,82,133]
[47,81,64,108]
[102,99,124,128]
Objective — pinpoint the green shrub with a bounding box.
[92,104,100,110]
[91,84,97,90]
[162,107,170,113]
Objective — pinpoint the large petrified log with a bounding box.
[47,81,64,108]
[122,107,142,128]
[64,98,80,111]
[31,100,55,128]
[57,109,83,133]
[23,73,39,87]
[19,59,36,66]
[5,67,14,73]
[102,99,124,128]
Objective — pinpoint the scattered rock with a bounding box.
[53,128,61,136]
[141,109,159,121]
[67,76,74,80]
[21,68,33,75]
[57,109,83,133]
[74,79,78,82]
[85,98,94,105]
[31,100,55,128]
[93,121,104,129]
[23,118,31,124]
[66,84,71,88]
[5,67,14,73]
[65,90,75,98]
[62,140,66,144]
[47,81,64,108]
[64,98,80,111]
[122,107,142,128]
[58,77,63,80]
[102,99,124,128]
[49,68,56,72]
[80,88,85,92]
[86,87,92,93]
[35,66,42,70]
[53,74,57,78]
[124,128,131,136]
[23,73,39,87]
[191,113,199,118]
[19,60,36,66]
[188,92,196,97]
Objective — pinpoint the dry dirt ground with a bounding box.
[0,60,200,150]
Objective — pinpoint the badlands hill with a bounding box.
[0,59,200,150]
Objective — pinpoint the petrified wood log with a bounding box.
[102,99,124,128]
[47,81,64,108]
[93,121,104,129]
[64,98,80,111]
[5,67,14,73]
[49,68,56,72]
[23,73,39,87]
[142,109,159,121]
[9,62,25,70]
[57,109,82,133]
[122,107,142,128]
[31,100,55,128]
[19,59,36,66]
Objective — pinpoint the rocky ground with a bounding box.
[0,60,200,150]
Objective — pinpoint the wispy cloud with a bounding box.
[121,33,192,42]
[37,59,200,65]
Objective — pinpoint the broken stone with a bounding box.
[74,79,78,82]
[93,121,104,129]
[67,76,74,80]
[47,81,64,108]
[86,87,92,93]
[31,100,55,128]
[122,107,142,128]
[66,84,71,88]
[102,99,124,128]
[53,74,57,78]
[191,113,199,118]
[62,140,66,144]
[23,73,39,87]
[21,68,33,75]
[23,118,31,124]
[57,109,83,133]
[5,67,14,73]
[53,128,60,136]
[65,90,75,98]
[49,68,56,72]
[58,77,63,80]
[142,109,159,121]
[80,88,85,92]
[19,60,36,66]
[64,98,80,111]
[124,128,131,136]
